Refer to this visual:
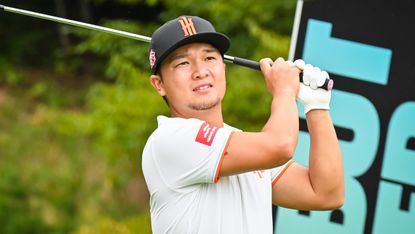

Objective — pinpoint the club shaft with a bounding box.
[0,5,257,67]
[1,5,152,42]
[1,4,332,90]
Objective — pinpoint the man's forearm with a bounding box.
[307,110,344,207]
[262,93,299,158]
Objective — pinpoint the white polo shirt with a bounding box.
[142,116,293,234]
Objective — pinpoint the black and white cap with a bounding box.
[149,16,230,74]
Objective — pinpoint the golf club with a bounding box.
[0,4,333,90]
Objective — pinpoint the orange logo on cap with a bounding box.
[178,16,197,36]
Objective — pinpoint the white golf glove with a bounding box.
[289,59,332,114]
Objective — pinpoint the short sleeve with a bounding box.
[270,160,295,186]
[150,118,233,188]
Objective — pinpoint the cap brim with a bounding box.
[152,32,230,74]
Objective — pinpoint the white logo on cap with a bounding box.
[149,49,156,68]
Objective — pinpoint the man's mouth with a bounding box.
[193,84,213,92]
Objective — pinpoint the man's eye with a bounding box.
[175,61,189,67]
[206,56,217,61]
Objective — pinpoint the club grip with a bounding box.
[299,72,333,91]
[232,56,333,91]
[232,56,261,71]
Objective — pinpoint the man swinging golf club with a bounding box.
[142,15,344,234]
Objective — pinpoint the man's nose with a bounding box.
[192,62,209,80]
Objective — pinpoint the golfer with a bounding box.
[142,15,344,234]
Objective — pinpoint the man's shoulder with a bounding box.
[156,116,241,133]
[156,115,203,131]
[146,116,204,142]
[147,116,238,147]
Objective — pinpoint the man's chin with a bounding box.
[189,99,220,111]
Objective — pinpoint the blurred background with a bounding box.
[0,0,296,233]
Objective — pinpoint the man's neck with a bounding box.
[171,106,224,128]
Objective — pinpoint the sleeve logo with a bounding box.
[195,122,218,146]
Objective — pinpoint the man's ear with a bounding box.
[149,75,166,96]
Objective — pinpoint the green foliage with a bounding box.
[223,67,272,131]
[0,0,297,233]
[0,87,152,233]
[72,19,169,169]
[0,164,51,234]
[71,213,151,234]
[0,58,23,85]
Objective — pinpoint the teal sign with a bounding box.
[274,1,415,233]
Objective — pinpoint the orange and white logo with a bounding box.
[178,16,197,36]
[195,122,218,146]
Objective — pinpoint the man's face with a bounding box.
[150,43,226,117]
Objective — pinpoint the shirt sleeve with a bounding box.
[151,118,233,188]
[270,160,295,187]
